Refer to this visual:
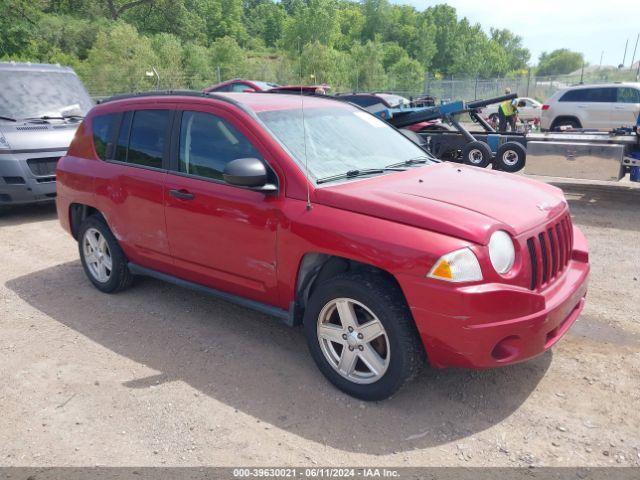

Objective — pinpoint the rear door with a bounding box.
[163,104,281,304]
[580,87,616,129]
[93,106,174,271]
[613,87,640,126]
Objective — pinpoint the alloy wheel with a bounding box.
[82,227,113,283]
[317,298,390,384]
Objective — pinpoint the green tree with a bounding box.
[388,55,422,92]
[361,0,390,42]
[349,40,386,91]
[183,42,216,88]
[151,33,185,88]
[282,0,340,50]
[537,49,585,76]
[490,28,530,72]
[334,1,364,50]
[210,35,247,79]
[423,4,459,75]
[82,23,158,94]
[246,1,286,47]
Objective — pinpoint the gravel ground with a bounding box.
[0,179,638,468]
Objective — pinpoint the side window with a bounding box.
[178,111,263,182]
[617,87,640,103]
[559,89,586,102]
[584,88,616,103]
[92,113,117,160]
[230,83,252,92]
[115,110,170,169]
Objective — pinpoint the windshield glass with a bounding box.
[258,105,434,182]
[0,69,93,119]
[377,94,410,108]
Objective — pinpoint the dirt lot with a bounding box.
[0,179,639,468]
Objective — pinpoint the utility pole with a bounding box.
[621,39,629,67]
[630,33,640,71]
[599,51,604,69]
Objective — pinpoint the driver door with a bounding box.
[163,106,281,304]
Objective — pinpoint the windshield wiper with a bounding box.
[0,115,17,122]
[385,156,432,169]
[24,114,84,123]
[317,167,405,185]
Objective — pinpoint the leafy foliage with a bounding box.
[537,49,585,76]
[1,0,535,94]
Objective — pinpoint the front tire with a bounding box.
[78,215,133,293]
[303,272,424,401]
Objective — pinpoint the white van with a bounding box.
[540,83,640,131]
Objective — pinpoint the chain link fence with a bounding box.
[424,69,640,102]
[82,66,640,103]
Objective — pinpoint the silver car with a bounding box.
[0,62,93,206]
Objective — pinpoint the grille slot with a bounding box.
[16,125,49,131]
[527,214,573,290]
[26,157,59,176]
[3,176,25,184]
[36,176,56,183]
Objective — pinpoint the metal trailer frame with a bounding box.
[388,93,530,169]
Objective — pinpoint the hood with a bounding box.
[315,163,567,244]
[0,122,78,152]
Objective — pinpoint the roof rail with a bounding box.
[97,90,210,104]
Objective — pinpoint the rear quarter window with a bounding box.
[617,87,640,103]
[91,113,117,160]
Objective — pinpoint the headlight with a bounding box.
[428,248,482,282]
[488,230,515,274]
[0,131,10,150]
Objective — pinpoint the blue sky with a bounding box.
[392,0,640,67]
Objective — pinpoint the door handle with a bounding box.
[169,189,195,200]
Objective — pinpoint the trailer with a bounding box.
[393,94,640,183]
[390,93,530,172]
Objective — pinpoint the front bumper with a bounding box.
[0,152,61,205]
[400,226,589,369]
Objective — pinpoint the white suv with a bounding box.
[541,83,640,131]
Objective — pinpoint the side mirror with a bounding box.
[223,157,276,191]
[242,88,256,93]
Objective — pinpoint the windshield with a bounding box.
[258,105,434,183]
[0,69,93,120]
[377,94,410,108]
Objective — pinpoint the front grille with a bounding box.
[527,214,573,290]
[26,157,59,176]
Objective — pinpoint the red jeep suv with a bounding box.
[56,91,589,400]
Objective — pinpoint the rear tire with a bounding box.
[78,215,133,293]
[551,118,581,131]
[495,142,526,172]
[303,272,424,401]
[461,141,492,168]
